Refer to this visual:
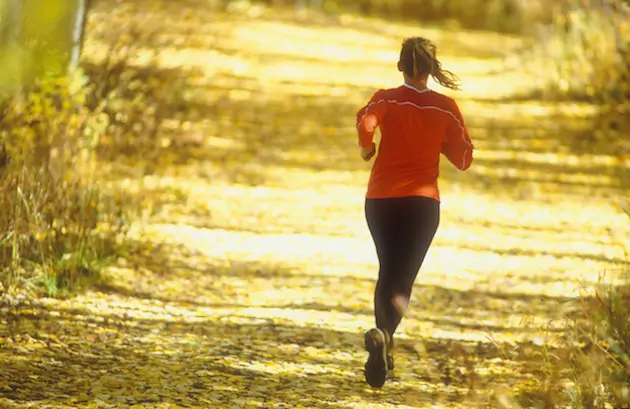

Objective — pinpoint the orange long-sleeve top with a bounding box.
[356,84,474,201]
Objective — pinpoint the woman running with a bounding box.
[356,37,474,388]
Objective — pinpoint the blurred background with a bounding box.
[1,0,628,177]
[0,0,629,407]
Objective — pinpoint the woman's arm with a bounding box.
[356,90,388,150]
[441,100,473,170]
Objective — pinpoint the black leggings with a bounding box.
[365,196,440,338]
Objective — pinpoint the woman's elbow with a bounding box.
[459,150,473,171]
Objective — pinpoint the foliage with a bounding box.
[514,202,630,409]
[264,0,554,33]
[525,4,629,100]
[0,75,127,298]
[0,1,84,93]
[568,283,630,408]
[80,1,188,170]
[504,2,630,160]
[563,202,630,408]
[0,0,188,297]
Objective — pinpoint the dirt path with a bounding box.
[1,2,629,408]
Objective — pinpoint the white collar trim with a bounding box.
[403,83,431,94]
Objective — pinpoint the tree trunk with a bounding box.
[14,0,89,84]
[0,0,24,93]
[70,0,88,71]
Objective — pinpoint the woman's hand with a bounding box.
[361,143,376,161]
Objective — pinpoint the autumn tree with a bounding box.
[0,0,89,93]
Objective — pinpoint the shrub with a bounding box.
[0,0,188,298]
[527,4,629,101]
[265,0,555,33]
[517,202,630,409]
[0,74,126,298]
[80,1,189,171]
[564,281,630,407]
[511,2,630,160]
[567,201,630,408]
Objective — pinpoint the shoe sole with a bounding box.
[364,328,388,388]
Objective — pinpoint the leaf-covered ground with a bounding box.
[1,2,629,408]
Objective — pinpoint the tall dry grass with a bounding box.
[0,76,128,298]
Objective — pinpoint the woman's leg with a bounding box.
[364,197,399,387]
[384,196,440,335]
[363,196,439,388]
[366,196,440,337]
[365,198,403,336]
